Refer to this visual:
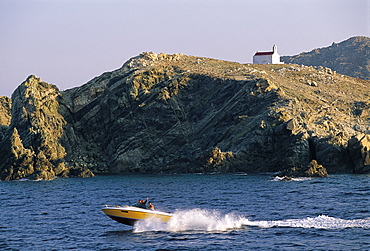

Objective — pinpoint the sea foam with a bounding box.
[133,209,370,233]
[246,215,370,229]
[134,208,245,232]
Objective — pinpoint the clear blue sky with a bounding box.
[0,0,369,97]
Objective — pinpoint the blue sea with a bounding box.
[1,174,369,250]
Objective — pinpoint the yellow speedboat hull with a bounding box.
[102,205,172,226]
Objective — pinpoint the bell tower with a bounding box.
[273,44,277,53]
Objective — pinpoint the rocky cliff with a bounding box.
[281,36,370,80]
[0,52,369,180]
[0,76,94,180]
[0,96,12,141]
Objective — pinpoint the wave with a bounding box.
[272,176,312,182]
[133,209,370,233]
[16,177,54,182]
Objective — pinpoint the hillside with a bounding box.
[281,36,370,80]
[0,52,370,180]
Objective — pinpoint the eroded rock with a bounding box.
[0,76,93,180]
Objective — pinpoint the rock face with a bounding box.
[281,36,370,80]
[0,51,369,180]
[347,134,370,173]
[0,96,11,125]
[0,96,11,141]
[0,76,93,180]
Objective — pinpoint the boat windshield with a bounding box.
[132,202,148,209]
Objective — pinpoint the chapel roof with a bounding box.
[254,51,274,56]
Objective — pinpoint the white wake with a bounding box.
[246,215,370,229]
[133,209,370,233]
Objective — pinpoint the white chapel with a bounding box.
[253,45,283,64]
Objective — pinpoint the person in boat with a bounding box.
[133,198,150,209]
[148,201,155,210]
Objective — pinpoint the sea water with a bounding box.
[1,174,369,250]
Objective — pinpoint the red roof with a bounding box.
[254,51,274,56]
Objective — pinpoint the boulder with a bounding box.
[279,159,328,178]
[198,147,234,173]
[305,159,328,177]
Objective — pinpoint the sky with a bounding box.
[0,0,369,97]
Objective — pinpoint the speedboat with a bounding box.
[102,205,172,226]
